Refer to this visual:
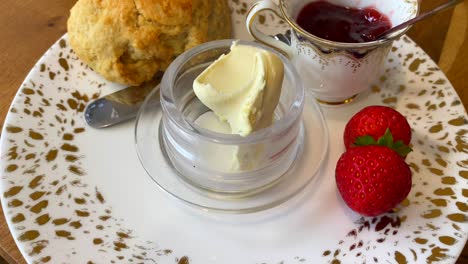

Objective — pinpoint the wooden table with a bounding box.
[0,0,466,263]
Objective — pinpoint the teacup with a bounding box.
[246,0,419,105]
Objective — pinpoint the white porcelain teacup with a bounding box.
[247,0,419,105]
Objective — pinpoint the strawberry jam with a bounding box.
[296,1,392,43]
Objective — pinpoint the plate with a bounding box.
[1,1,467,263]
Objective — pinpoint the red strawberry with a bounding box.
[344,106,411,151]
[335,145,412,217]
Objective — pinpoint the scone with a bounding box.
[67,0,231,85]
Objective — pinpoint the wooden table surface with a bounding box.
[0,0,467,263]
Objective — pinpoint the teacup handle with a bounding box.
[246,0,295,59]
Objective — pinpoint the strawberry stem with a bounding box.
[354,128,412,157]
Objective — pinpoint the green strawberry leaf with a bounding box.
[377,128,393,147]
[355,135,377,146]
[393,140,413,157]
[354,128,412,157]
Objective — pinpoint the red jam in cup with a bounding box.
[296,1,392,43]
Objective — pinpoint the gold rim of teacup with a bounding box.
[316,94,358,106]
[277,0,420,50]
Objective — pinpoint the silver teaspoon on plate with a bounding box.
[377,0,463,40]
[84,73,162,128]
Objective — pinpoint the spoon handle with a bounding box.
[378,0,464,40]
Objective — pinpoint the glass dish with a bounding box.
[135,39,329,213]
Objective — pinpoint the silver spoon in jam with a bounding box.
[377,0,463,40]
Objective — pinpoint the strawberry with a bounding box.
[335,145,412,217]
[344,106,411,152]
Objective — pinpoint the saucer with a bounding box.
[134,87,329,213]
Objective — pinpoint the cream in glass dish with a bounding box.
[192,41,285,171]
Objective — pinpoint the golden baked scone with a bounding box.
[67,0,231,85]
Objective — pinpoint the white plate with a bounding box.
[1,1,467,263]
